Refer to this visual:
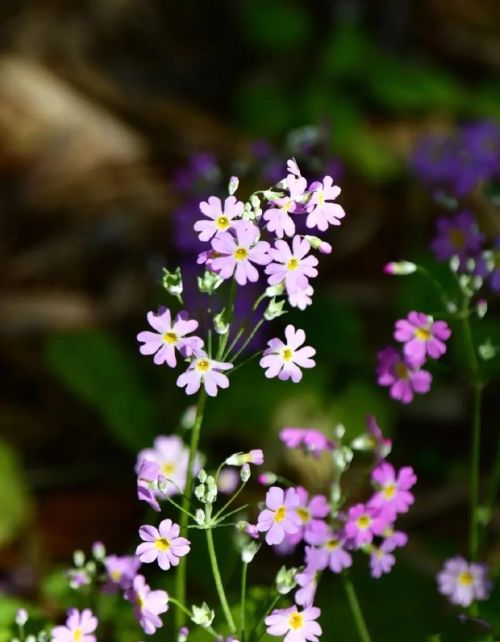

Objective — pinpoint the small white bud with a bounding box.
[228,176,239,195]
[195,509,205,526]
[240,463,251,483]
[15,609,28,627]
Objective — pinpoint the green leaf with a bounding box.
[0,440,32,546]
[44,330,157,452]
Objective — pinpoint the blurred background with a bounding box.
[0,1,499,640]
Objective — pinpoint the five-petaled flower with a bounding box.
[376,346,432,404]
[177,353,233,397]
[306,176,345,232]
[369,462,417,518]
[125,574,169,635]
[51,608,98,642]
[437,557,491,607]
[266,237,318,296]
[265,606,322,642]
[136,519,191,571]
[257,486,302,545]
[194,195,244,241]
[394,312,451,367]
[260,325,316,383]
[344,503,388,548]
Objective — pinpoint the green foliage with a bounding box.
[44,330,158,452]
[0,440,32,546]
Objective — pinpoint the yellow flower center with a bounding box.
[383,527,394,538]
[274,506,287,523]
[162,462,175,476]
[282,198,292,212]
[394,361,409,379]
[155,537,171,551]
[415,327,431,341]
[287,257,300,271]
[449,228,466,249]
[383,483,396,499]
[216,215,230,230]
[288,612,304,630]
[458,571,474,587]
[110,570,122,581]
[136,595,144,608]
[326,538,340,550]
[356,515,372,530]
[281,347,294,362]
[195,358,211,373]
[73,629,83,642]
[162,331,178,345]
[233,247,249,261]
[296,507,310,523]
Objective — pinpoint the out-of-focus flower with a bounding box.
[369,463,417,518]
[103,555,141,593]
[279,428,334,458]
[376,347,432,404]
[305,533,352,574]
[344,504,389,548]
[430,212,484,265]
[51,609,98,642]
[369,542,396,578]
[437,557,492,607]
[125,575,169,635]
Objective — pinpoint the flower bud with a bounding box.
[383,261,417,276]
[214,308,230,335]
[276,566,298,594]
[198,270,223,295]
[478,339,497,361]
[73,550,85,568]
[177,627,189,642]
[92,541,106,561]
[225,450,264,467]
[198,469,207,483]
[162,266,183,301]
[180,405,197,430]
[195,509,205,526]
[264,297,286,321]
[476,298,488,318]
[257,472,277,486]
[240,463,251,483]
[265,282,285,297]
[15,609,28,627]
[206,476,218,503]
[191,602,215,627]
[241,540,260,564]
[250,194,260,209]
[449,255,460,273]
[194,483,205,502]
[228,176,239,195]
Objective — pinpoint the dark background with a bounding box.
[0,1,499,640]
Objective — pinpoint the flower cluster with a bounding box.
[376,311,451,404]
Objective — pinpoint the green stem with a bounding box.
[250,593,281,642]
[230,320,264,362]
[206,520,237,633]
[175,389,207,630]
[240,561,249,642]
[342,573,372,642]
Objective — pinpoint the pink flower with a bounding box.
[260,325,316,383]
[211,222,270,285]
[103,555,141,593]
[279,428,334,458]
[265,606,322,642]
[437,557,491,607]
[369,463,416,518]
[225,449,264,466]
[137,309,203,367]
[305,532,352,574]
[125,575,169,635]
[369,542,396,578]
[263,174,307,238]
[289,487,330,546]
[376,346,432,404]
[382,526,408,550]
[176,353,233,397]
[256,486,302,545]
[394,311,451,367]
[217,468,240,494]
[194,195,244,241]
[344,504,388,548]
[51,609,98,642]
[136,519,191,571]
[306,176,345,232]
[288,285,314,310]
[136,459,162,510]
[265,237,318,295]
[294,569,318,608]
[366,415,392,461]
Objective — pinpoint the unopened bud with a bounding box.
[191,603,215,628]
[214,308,230,335]
[276,566,298,595]
[258,472,277,486]
[15,609,28,627]
[92,541,106,561]
[73,550,85,568]
[162,266,183,301]
[264,297,286,321]
[195,509,205,526]
[383,261,417,276]
[240,463,251,483]
[198,270,223,295]
[228,176,239,195]
[476,299,488,318]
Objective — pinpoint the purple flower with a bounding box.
[369,462,416,518]
[217,468,240,494]
[265,237,318,296]
[136,459,162,510]
[437,557,492,607]
[265,606,322,642]
[382,526,408,550]
[279,427,334,458]
[263,173,308,238]
[294,569,318,607]
[51,609,98,642]
[256,486,302,545]
[344,504,388,548]
[194,195,244,241]
[394,311,451,367]
[103,555,141,593]
[137,309,203,367]
[305,533,352,574]
[291,487,330,545]
[366,415,392,461]
[176,353,233,397]
[260,325,316,383]
[125,574,169,635]
[430,212,484,265]
[376,346,432,404]
[306,176,345,232]
[136,519,190,571]
[211,222,270,285]
[476,237,500,293]
[369,542,396,579]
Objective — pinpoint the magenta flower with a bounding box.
[263,173,307,238]
[344,504,388,548]
[306,176,345,232]
[260,325,316,383]
[211,222,270,285]
[265,237,318,296]
[394,311,451,367]
[376,346,432,404]
[176,353,233,397]
[194,195,244,241]
[382,526,408,550]
[437,557,491,607]
[369,462,416,518]
[279,427,334,458]
[225,449,264,466]
[136,519,190,571]
[305,533,352,574]
[256,486,302,545]
[290,487,330,546]
[51,609,98,642]
[103,555,141,593]
[137,309,203,367]
[366,415,392,461]
[125,574,169,635]
[369,542,396,578]
[431,211,484,264]
[294,569,318,608]
[265,606,322,642]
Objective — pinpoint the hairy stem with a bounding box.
[342,573,372,642]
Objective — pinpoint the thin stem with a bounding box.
[206,520,237,633]
[230,321,264,362]
[175,389,207,630]
[217,278,237,360]
[214,481,246,521]
[250,593,281,642]
[342,572,372,642]
[169,597,221,641]
[240,561,249,642]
